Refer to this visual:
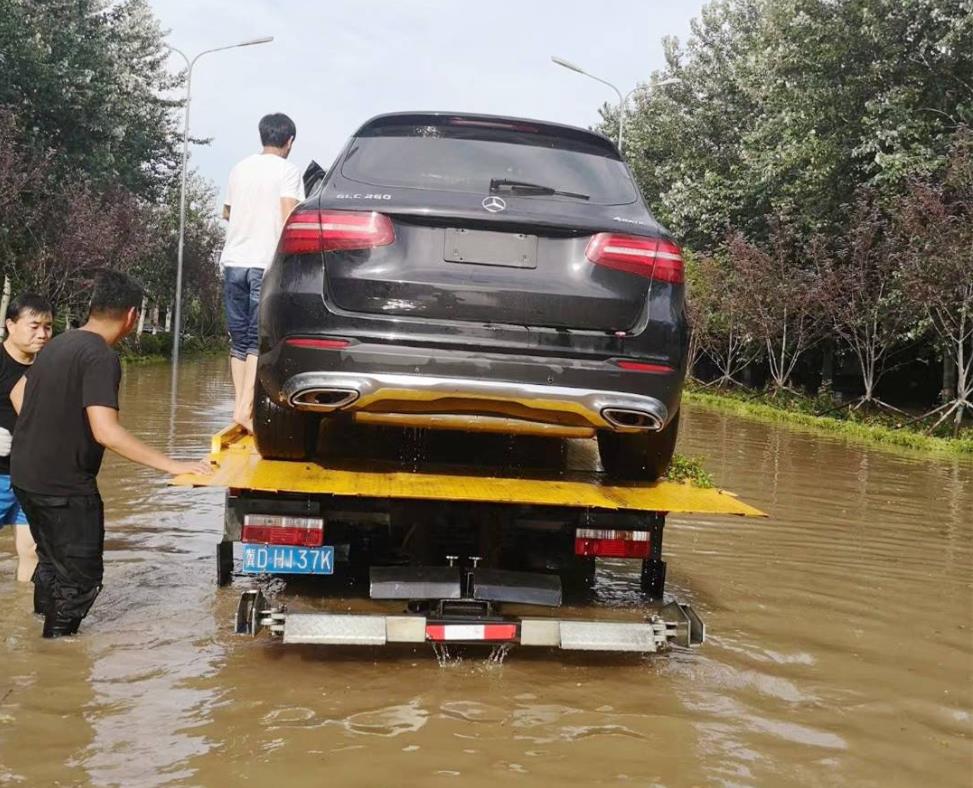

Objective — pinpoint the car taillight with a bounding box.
[585,233,684,283]
[242,514,324,547]
[574,528,651,558]
[280,211,395,255]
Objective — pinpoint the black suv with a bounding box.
[255,112,689,479]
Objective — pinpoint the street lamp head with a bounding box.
[551,55,585,74]
[237,36,274,47]
[656,77,681,88]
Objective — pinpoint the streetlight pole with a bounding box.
[551,56,624,149]
[165,36,273,368]
[551,56,679,155]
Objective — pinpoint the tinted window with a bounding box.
[340,124,638,206]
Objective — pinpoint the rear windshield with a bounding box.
[340,124,638,206]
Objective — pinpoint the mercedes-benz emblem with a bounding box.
[482,196,506,213]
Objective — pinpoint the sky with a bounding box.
[150,0,707,197]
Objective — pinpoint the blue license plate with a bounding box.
[241,544,334,575]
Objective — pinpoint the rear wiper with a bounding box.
[489,178,590,200]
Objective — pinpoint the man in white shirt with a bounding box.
[220,113,305,431]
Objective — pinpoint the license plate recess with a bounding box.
[444,228,538,268]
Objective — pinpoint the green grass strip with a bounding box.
[684,389,973,456]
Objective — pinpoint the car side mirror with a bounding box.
[304,160,327,193]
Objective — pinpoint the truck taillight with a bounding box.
[281,210,395,255]
[242,514,324,547]
[574,528,651,558]
[585,233,684,283]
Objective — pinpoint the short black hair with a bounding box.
[89,269,144,319]
[6,293,53,323]
[259,113,296,147]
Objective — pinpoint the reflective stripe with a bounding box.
[425,624,518,641]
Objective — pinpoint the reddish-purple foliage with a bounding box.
[726,222,827,391]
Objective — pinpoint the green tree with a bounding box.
[0,0,181,198]
[612,0,973,248]
[139,173,225,337]
[0,0,226,340]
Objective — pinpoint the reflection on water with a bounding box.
[0,357,970,786]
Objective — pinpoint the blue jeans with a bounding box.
[223,266,264,360]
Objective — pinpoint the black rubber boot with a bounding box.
[33,578,52,617]
[42,611,82,639]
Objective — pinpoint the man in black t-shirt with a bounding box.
[10,270,211,638]
[0,294,53,584]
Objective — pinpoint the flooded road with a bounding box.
[0,357,970,787]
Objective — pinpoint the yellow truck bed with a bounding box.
[172,425,765,517]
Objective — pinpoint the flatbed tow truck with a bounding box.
[173,424,764,656]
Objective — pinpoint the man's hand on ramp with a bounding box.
[168,458,214,476]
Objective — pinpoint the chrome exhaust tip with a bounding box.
[291,388,359,412]
[602,408,663,432]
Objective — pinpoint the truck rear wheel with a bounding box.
[597,411,680,482]
[253,379,320,460]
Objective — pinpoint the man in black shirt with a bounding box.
[11,270,211,638]
[0,294,53,584]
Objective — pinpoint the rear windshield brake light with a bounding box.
[586,233,684,283]
[448,118,539,133]
[281,210,395,255]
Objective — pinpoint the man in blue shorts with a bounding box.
[0,293,53,583]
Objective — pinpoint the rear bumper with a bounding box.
[261,340,682,436]
[237,590,704,652]
[282,370,668,434]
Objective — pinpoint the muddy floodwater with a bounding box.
[0,357,970,787]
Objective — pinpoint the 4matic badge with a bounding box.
[482,196,506,213]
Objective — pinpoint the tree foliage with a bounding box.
[0,0,224,337]
[896,131,973,429]
[611,0,973,248]
[608,0,971,427]
[726,223,826,390]
[0,0,181,196]
[820,190,919,407]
